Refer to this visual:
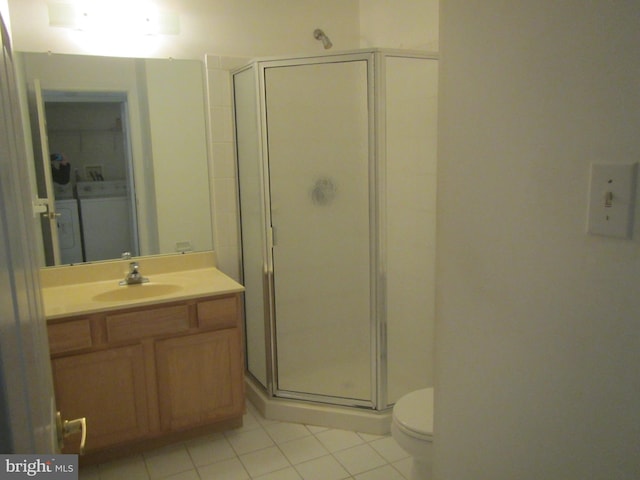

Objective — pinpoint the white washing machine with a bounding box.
[77,181,135,262]
[54,198,83,264]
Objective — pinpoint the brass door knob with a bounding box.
[56,411,87,455]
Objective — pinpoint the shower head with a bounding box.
[313,28,333,50]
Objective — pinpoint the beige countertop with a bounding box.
[40,252,244,320]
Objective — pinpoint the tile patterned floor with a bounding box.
[78,402,412,480]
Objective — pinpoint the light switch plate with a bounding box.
[587,162,638,238]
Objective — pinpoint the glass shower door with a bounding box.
[264,58,373,405]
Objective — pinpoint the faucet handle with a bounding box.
[119,261,148,285]
[121,251,132,260]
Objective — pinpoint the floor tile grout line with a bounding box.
[239,425,394,479]
[85,407,405,480]
[257,426,398,480]
[218,423,399,480]
[92,440,403,480]
[151,441,214,480]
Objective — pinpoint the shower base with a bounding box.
[245,375,392,435]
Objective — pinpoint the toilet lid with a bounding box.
[392,388,434,437]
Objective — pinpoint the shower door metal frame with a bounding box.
[236,49,437,412]
[232,61,276,394]
[256,52,382,410]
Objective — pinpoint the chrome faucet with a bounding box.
[120,261,149,286]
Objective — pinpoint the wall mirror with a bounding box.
[18,52,214,267]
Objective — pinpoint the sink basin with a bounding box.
[92,283,183,302]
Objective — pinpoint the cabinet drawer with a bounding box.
[48,319,92,354]
[106,305,189,342]
[197,296,238,330]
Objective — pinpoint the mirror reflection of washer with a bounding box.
[76,181,136,262]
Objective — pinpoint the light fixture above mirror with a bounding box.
[47,1,179,35]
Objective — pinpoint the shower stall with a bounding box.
[233,50,437,430]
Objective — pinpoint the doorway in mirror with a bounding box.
[37,93,139,265]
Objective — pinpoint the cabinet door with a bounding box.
[155,329,244,430]
[51,345,149,451]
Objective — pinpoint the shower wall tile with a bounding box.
[217,211,240,248]
[215,245,241,282]
[211,142,236,178]
[210,69,231,106]
[211,106,233,142]
[214,177,238,214]
[205,54,221,69]
[220,56,251,71]
[206,58,243,278]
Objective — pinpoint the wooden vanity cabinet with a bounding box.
[156,328,243,430]
[51,345,150,450]
[47,293,244,459]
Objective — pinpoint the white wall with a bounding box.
[436,1,640,479]
[385,55,438,401]
[359,0,438,51]
[7,1,442,60]
[0,0,8,31]
[7,0,360,59]
[144,59,213,254]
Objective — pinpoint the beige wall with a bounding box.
[0,0,9,31]
[437,1,640,478]
[359,0,438,51]
[144,59,213,254]
[7,0,361,59]
[7,1,441,60]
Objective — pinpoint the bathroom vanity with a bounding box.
[40,252,245,463]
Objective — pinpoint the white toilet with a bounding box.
[391,387,434,480]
